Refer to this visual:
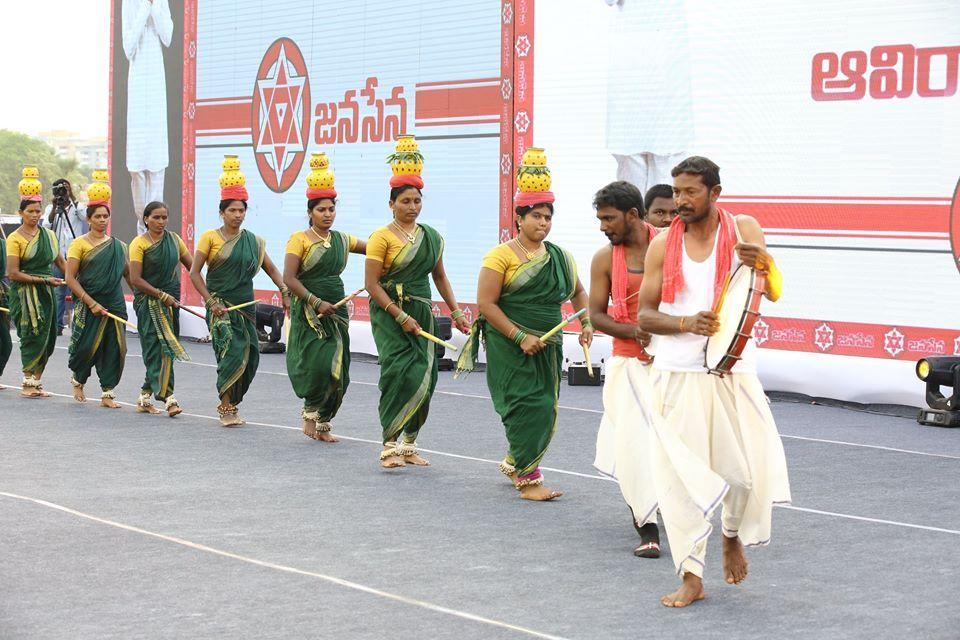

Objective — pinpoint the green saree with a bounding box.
[286,231,351,423]
[8,228,58,377]
[68,237,128,391]
[370,223,443,448]
[205,229,265,404]
[134,231,189,402]
[0,238,11,377]
[457,242,577,485]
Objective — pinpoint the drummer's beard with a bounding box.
[677,204,710,225]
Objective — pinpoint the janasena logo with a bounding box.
[252,38,311,193]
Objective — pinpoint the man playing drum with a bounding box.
[635,156,791,608]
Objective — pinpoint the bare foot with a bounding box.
[316,427,339,443]
[519,484,563,501]
[218,406,243,427]
[722,535,749,585]
[167,404,182,418]
[137,403,161,414]
[101,397,121,409]
[403,453,430,466]
[73,385,87,403]
[380,446,406,469]
[661,573,705,608]
[302,419,319,440]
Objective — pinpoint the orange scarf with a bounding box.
[661,208,736,307]
[610,222,657,322]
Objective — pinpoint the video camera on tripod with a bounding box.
[48,179,78,240]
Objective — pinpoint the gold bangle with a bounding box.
[679,316,685,333]
[384,301,398,313]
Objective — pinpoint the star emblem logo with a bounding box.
[252,38,311,193]
[500,77,513,101]
[502,2,513,24]
[884,328,904,358]
[752,318,769,346]
[515,35,531,58]
[515,110,530,134]
[814,323,834,351]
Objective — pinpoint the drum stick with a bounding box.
[332,288,364,309]
[539,308,587,343]
[0,306,8,313]
[174,302,206,320]
[104,310,137,331]
[418,328,458,351]
[223,300,259,312]
[583,343,594,378]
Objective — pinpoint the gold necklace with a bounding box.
[309,226,331,248]
[391,220,417,244]
[513,236,542,260]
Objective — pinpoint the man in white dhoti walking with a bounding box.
[604,0,693,194]
[123,0,173,235]
[637,156,790,607]
[589,181,662,557]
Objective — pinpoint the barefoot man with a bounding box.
[589,181,662,557]
[636,156,791,607]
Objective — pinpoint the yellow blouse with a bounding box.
[285,230,359,260]
[481,242,525,284]
[366,225,420,270]
[6,228,59,258]
[67,236,125,262]
[196,229,226,262]
[129,232,189,263]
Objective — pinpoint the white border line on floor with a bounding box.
[15,387,960,538]
[0,492,570,640]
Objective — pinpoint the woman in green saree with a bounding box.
[189,156,290,427]
[365,137,470,468]
[129,201,193,417]
[0,236,13,387]
[458,151,592,501]
[283,155,366,442]
[65,198,131,409]
[6,168,66,397]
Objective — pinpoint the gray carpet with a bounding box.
[1,335,958,639]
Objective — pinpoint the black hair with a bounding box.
[671,156,721,189]
[515,202,555,217]
[307,197,337,211]
[643,184,675,212]
[18,199,39,212]
[219,199,248,213]
[86,204,111,218]
[592,181,644,216]
[389,186,421,202]
[143,201,169,222]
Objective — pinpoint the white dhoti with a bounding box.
[638,369,791,577]
[594,356,659,526]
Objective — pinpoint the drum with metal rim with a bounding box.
[703,264,766,376]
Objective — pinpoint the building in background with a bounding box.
[38,130,108,169]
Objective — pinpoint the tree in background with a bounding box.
[0,130,92,215]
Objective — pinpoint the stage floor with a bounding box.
[1,336,958,639]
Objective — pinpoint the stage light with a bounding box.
[256,303,286,354]
[915,357,960,427]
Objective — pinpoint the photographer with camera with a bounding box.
[43,178,88,335]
